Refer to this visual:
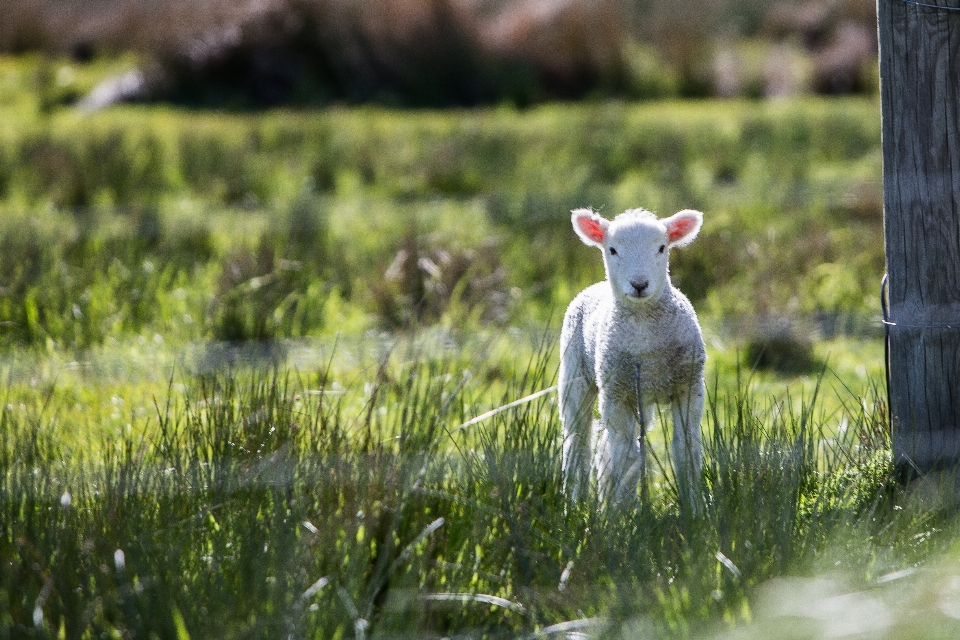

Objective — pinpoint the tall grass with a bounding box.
[3,342,951,639]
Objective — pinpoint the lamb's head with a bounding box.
[572,207,703,304]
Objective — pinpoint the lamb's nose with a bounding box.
[631,280,649,297]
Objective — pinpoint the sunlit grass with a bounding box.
[1,96,886,351]
[5,333,957,638]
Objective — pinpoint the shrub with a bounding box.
[371,229,511,330]
[741,319,822,376]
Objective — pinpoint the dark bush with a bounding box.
[1,0,881,108]
[742,320,822,375]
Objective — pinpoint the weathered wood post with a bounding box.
[879,0,960,475]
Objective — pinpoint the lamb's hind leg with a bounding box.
[559,358,596,502]
[671,377,705,509]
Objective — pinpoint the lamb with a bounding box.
[559,207,706,506]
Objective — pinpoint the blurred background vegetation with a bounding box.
[3,0,879,108]
[0,0,887,379]
[0,99,884,361]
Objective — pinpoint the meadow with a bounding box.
[4,54,960,639]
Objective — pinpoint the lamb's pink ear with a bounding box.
[572,209,608,247]
[663,209,703,248]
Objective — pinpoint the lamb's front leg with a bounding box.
[559,360,596,503]
[595,391,644,505]
[671,377,705,509]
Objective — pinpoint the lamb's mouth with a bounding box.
[624,291,652,302]
[627,280,651,299]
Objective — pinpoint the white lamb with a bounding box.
[559,207,706,506]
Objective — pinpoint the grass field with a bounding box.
[4,54,959,639]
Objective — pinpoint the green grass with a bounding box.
[0,83,884,351]
[3,53,942,639]
[3,341,958,639]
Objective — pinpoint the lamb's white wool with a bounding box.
[559,207,706,506]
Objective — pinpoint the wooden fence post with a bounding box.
[879,0,960,475]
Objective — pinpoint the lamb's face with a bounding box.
[572,207,703,306]
[602,215,671,304]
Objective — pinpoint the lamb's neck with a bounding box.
[613,286,675,322]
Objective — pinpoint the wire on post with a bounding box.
[900,0,960,10]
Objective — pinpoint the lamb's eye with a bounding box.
[658,245,666,254]
[609,247,618,256]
